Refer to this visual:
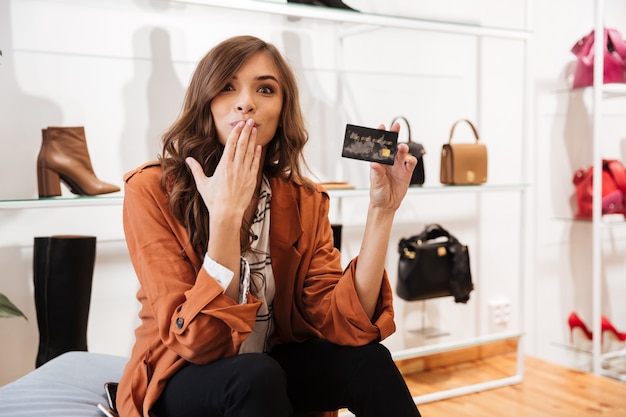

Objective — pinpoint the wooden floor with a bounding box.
[406,354,626,416]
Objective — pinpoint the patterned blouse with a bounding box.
[202,175,275,354]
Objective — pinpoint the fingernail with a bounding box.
[246,119,255,126]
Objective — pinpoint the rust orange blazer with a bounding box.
[116,162,396,417]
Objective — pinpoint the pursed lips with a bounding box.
[231,120,259,128]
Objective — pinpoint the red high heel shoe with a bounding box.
[568,312,626,343]
[602,316,626,342]
[568,312,592,342]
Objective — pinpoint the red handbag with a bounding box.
[572,159,626,219]
[571,28,626,88]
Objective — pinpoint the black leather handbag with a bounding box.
[391,116,425,186]
[286,0,358,11]
[397,224,473,303]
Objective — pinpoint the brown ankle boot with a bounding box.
[37,126,120,197]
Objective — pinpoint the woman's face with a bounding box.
[211,51,284,148]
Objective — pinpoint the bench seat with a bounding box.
[0,352,127,416]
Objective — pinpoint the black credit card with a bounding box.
[341,124,398,165]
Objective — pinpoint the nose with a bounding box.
[236,90,255,113]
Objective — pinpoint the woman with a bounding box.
[117,35,421,417]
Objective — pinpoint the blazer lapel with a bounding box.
[269,178,304,339]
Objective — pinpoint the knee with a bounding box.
[229,354,287,394]
[356,342,393,363]
[350,343,396,375]
[222,354,291,416]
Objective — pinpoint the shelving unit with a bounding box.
[0,0,533,410]
[589,0,626,381]
[331,191,528,409]
[192,0,532,407]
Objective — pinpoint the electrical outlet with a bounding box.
[488,298,512,326]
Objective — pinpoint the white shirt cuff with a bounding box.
[202,253,250,305]
[203,254,234,290]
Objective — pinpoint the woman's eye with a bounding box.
[222,84,234,92]
[258,86,274,94]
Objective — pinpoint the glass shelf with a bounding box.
[0,184,528,209]
[553,214,626,228]
[0,194,124,209]
[327,183,528,198]
[175,0,530,40]
[602,84,626,98]
[548,84,626,98]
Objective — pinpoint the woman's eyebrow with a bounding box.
[256,75,279,82]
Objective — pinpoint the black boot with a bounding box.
[331,224,342,251]
[287,0,358,12]
[33,235,97,367]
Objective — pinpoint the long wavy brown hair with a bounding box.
[160,35,310,255]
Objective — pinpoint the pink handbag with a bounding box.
[572,159,626,219]
[571,28,626,88]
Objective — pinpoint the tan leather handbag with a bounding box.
[440,119,488,185]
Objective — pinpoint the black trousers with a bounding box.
[153,339,421,417]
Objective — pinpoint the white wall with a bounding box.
[0,0,624,385]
